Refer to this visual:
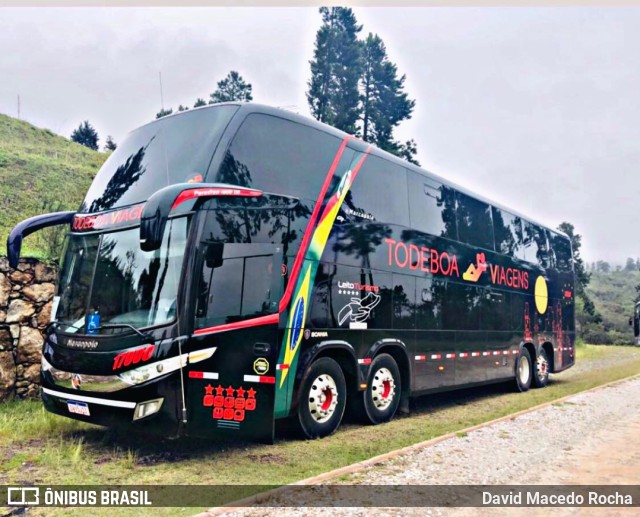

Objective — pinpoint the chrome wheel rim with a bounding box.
[308,374,338,423]
[370,367,396,411]
[518,355,531,385]
[536,354,548,382]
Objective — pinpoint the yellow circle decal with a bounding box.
[534,276,548,314]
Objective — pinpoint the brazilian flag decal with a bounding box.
[274,147,370,417]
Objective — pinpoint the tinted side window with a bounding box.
[416,277,444,330]
[217,114,342,201]
[392,274,416,329]
[480,289,511,331]
[443,282,481,331]
[456,192,494,250]
[549,231,573,272]
[523,222,551,268]
[408,173,457,239]
[492,207,526,260]
[345,155,409,226]
[195,244,278,328]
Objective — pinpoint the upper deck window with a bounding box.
[215,114,342,201]
[81,106,238,213]
[407,173,457,240]
[455,191,494,251]
[492,207,526,261]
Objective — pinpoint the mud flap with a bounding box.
[187,372,275,443]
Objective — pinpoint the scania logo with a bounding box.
[71,374,82,390]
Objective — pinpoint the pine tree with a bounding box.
[194,98,207,108]
[360,33,416,160]
[156,108,173,119]
[70,121,99,151]
[104,135,117,151]
[307,9,419,163]
[307,7,362,134]
[209,71,253,103]
[177,104,189,112]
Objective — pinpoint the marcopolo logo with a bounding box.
[66,339,99,350]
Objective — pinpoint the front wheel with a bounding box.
[532,348,550,388]
[514,347,532,392]
[297,357,346,439]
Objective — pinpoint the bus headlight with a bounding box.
[118,355,186,386]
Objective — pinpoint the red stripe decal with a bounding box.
[278,136,353,313]
[277,364,289,370]
[260,376,276,384]
[188,371,204,378]
[194,313,279,336]
[358,358,372,365]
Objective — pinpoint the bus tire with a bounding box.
[533,347,550,388]
[297,357,346,439]
[362,353,401,425]
[514,348,532,392]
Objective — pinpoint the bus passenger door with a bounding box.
[185,243,283,442]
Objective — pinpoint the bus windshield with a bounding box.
[55,217,188,333]
[80,105,239,213]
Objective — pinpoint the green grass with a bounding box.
[1,344,640,516]
[0,113,107,260]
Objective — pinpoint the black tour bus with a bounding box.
[7,103,575,441]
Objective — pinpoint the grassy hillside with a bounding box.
[0,113,107,260]
[584,269,640,345]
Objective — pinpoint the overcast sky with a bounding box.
[0,7,638,263]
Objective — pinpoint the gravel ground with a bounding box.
[206,375,640,517]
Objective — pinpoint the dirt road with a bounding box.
[213,375,640,517]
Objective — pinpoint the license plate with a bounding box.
[67,401,90,416]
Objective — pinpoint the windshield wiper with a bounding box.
[98,323,154,341]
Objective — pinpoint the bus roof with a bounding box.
[138,102,570,241]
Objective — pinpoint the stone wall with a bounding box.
[0,257,57,401]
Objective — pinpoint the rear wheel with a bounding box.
[533,348,550,388]
[297,357,346,439]
[514,347,532,392]
[361,354,401,425]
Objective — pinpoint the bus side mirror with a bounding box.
[205,243,224,269]
[6,211,76,268]
[140,182,262,252]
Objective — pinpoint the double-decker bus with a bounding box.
[7,103,575,441]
